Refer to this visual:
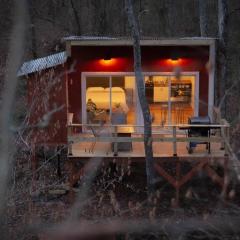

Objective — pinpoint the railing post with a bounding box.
[220,126,225,150]
[67,124,73,136]
[68,141,73,156]
[220,119,225,150]
[173,126,177,156]
[67,125,73,156]
[224,126,230,156]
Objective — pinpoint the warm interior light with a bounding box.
[99,58,116,65]
[167,58,181,65]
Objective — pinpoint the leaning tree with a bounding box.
[125,0,156,192]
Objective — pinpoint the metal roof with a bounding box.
[63,36,118,41]
[62,35,216,48]
[63,35,216,41]
[18,51,67,76]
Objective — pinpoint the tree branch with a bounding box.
[70,0,81,35]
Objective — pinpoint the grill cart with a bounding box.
[187,116,211,154]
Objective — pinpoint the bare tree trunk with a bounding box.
[217,0,228,116]
[125,0,155,192]
[0,0,27,216]
[199,0,208,37]
[28,0,37,58]
[70,0,81,35]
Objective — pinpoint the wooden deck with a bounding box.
[64,121,231,206]
[67,121,230,159]
[69,135,225,159]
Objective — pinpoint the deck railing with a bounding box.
[67,120,230,157]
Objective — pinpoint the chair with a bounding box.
[87,108,107,124]
[111,111,127,125]
[85,112,110,154]
[111,111,132,154]
[67,112,74,125]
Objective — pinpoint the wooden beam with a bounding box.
[154,163,176,188]
[179,159,208,187]
[175,160,181,206]
[204,165,224,187]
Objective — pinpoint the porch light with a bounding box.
[103,52,112,61]
[99,58,116,66]
[168,51,181,64]
[171,56,179,61]
[167,58,181,65]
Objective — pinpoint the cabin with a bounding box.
[18,36,230,204]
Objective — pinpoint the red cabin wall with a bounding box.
[27,65,67,144]
[67,45,210,123]
[26,45,210,144]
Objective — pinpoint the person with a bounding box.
[87,98,105,115]
[87,98,97,112]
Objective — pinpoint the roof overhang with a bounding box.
[62,36,216,120]
[65,38,215,46]
[62,36,216,57]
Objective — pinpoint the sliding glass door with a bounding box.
[144,74,196,125]
[83,75,136,126]
[82,72,198,130]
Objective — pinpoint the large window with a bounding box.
[145,75,196,124]
[84,76,136,125]
[82,73,198,129]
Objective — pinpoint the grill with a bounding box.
[187,116,211,154]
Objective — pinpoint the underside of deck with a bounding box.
[65,122,230,206]
[67,147,229,207]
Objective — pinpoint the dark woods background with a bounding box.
[1,0,239,150]
[1,1,240,99]
[0,0,240,239]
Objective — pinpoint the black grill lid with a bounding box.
[189,116,211,124]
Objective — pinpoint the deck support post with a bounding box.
[175,160,181,207]
[68,141,73,155]
[31,143,37,192]
[113,126,118,156]
[224,126,230,156]
[68,160,75,203]
[68,125,73,156]
[67,159,87,203]
[172,126,177,156]
[221,157,229,199]
[56,145,62,178]
[220,124,225,150]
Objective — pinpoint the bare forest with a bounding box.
[1,0,240,239]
